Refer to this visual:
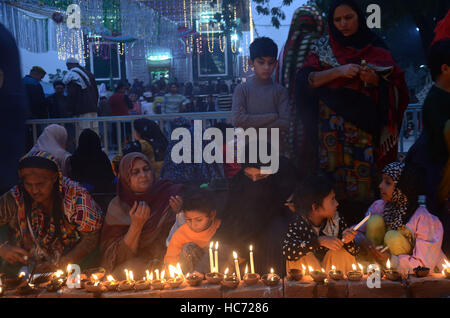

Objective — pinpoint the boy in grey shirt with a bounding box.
[232,37,290,133]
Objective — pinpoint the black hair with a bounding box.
[293,176,335,217]
[428,39,450,81]
[240,140,276,170]
[115,81,127,92]
[249,37,278,60]
[53,80,65,88]
[182,187,215,215]
[397,162,424,224]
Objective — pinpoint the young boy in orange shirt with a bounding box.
[164,188,221,273]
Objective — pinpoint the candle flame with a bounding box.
[250,245,253,251]
[358,263,364,272]
[233,251,238,259]
[176,263,183,277]
[331,265,336,271]
[67,264,72,272]
[92,274,98,281]
[124,269,129,280]
[245,264,248,275]
[161,270,165,280]
[210,241,214,249]
[149,272,153,281]
[107,275,115,282]
[302,264,306,271]
[321,268,325,273]
[442,270,445,275]
[352,264,357,271]
[155,269,159,280]
[19,272,26,278]
[55,270,64,278]
[224,268,229,275]
[215,241,219,250]
[270,268,274,274]
[146,270,150,281]
[386,259,391,269]
[308,266,314,273]
[129,271,134,281]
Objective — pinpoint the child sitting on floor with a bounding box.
[283,176,359,274]
[355,162,447,274]
[164,188,221,273]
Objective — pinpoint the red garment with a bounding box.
[431,9,450,46]
[109,93,129,116]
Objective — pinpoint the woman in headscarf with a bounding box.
[29,124,72,176]
[112,118,168,179]
[355,162,447,274]
[295,0,409,220]
[0,151,103,274]
[100,152,183,278]
[68,128,116,194]
[275,5,325,160]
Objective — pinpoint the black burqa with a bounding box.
[0,23,27,195]
[69,129,116,194]
[195,157,297,276]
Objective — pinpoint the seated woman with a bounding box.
[356,162,447,274]
[283,176,359,274]
[100,152,183,279]
[0,151,103,274]
[112,119,168,179]
[69,128,116,194]
[29,124,72,176]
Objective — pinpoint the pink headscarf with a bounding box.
[29,124,71,176]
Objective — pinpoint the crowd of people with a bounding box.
[23,62,238,120]
[0,0,449,281]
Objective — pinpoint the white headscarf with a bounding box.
[29,124,71,176]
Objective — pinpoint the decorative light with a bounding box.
[249,0,254,43]
[206,22,215,53]
[219,34,226,52]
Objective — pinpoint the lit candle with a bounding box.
[245,264,248,276]
[92,274,99,286]
[149,272,153,281]
[302,264,306,275]
[269,268,275,281]
[155,269,160,281]
[145,270,151,281]
[107,275,116,283]
[358,263,364,274]
[176,263,184,279]
[224,267,229,279]
[352,263,357,271]
[308,266,314,274]
[233,251,241,280]
[124,269,129,281]
[214,241,219,273]
[209,242,214,273]
[386,259,391,270]
[331,265,336,274]
[249,245,255,274]
[129,271,134,281]
[161,270,165,280]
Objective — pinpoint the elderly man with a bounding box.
[62,58,99,138]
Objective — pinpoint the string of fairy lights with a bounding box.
[18,0,255,74]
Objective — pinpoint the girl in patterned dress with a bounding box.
[283,176,359,273]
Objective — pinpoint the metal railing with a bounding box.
[25,104,422,156]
